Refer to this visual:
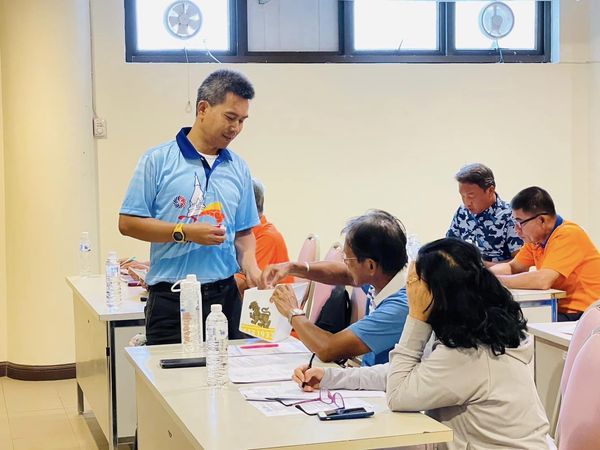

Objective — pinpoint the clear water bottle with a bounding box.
[172,274,203,352]
[406,234,421,262]
[206,304,228,387]
[79,232,92,277]
[105,251,121,307]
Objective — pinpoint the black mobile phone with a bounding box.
[317,407,374,421]
[159,357,206,369]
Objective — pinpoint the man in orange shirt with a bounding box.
[491,186,600,321]
[235,179,293,293]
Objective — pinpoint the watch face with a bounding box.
[173,231,184,242]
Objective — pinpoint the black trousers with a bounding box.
[145,276,245,345]
[557,311,583,322]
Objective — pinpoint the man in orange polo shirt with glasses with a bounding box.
[491,186,600,321]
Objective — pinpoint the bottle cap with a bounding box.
[107,250,118,260]
[80,231,89,239]
[185,274,197,282]
[211,304,222,313]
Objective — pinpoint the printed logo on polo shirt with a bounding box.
[172,195,186,208]
[176,173,225,226]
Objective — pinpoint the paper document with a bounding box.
[228,337,311,357]
[239,381,385,401]
[561,322,578,335]
[229,353,310,383]
[243,394,374,417]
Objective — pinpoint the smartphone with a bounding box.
[317,407,374,421]
[159,357,206,369]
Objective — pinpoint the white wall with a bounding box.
[94,0,593,263]
[0,0,97,365]
[0,0,597,366]
[0,41,7,363]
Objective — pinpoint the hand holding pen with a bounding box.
[293,353,324,392]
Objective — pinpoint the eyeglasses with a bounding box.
[342,253,358,265]
[514,212,549,229]
[257,388,346,416]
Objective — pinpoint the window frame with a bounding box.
[124,0,551,64]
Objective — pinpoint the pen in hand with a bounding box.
[302,353,316,388]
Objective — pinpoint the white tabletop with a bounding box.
[527,322,575,347]
[510,288,566,302]
[66,275,146,321]
[125,344,453,449]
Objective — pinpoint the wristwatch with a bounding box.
[288,308,305,324]
[172,223,186,243]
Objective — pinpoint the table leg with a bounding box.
[77,382,84,414]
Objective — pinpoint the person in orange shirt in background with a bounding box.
[490,186,600,321]
[235,178,294,294]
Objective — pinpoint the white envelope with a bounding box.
[239,283,308,342]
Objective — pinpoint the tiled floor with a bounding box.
[0,377,132,450]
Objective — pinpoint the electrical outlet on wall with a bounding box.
[93,117,107,138]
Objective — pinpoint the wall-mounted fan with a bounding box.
[479,1,515,40]
[164,1,203,40]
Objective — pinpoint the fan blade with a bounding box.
[173,2,185,15]
[177,23,188,36]
[169,15,179,27]
[188,18,201,30]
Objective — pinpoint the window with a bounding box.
[125,0,551,63]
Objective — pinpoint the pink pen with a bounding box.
[239,343,279,349]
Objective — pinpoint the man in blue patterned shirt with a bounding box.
[447,163,523,265]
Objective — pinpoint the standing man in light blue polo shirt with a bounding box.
[119,70,262,345]
[263,210,409,366]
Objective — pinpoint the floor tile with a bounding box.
[11,437,79,450]
[53,380,78,411]
[8,409,75,441]
[66,411,107,450]
[0,417,10,440]
[2,380,63,413]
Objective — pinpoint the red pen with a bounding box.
[239,343,279,349]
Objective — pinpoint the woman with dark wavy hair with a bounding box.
[293,238,550,450]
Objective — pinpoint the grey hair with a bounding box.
[196,70,255,107]
[455,163,496,190]
[252,178,264,215]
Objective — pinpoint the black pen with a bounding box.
[302,353,316,388]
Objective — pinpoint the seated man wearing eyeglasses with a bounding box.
[490,186,600,321]
[262,209,409,366]
[447,163,523,266]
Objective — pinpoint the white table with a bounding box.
[528,321,575,433]
[125,344,453,450]
[510,289,566,322]
[66,275,146,449]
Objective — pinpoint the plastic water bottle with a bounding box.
[206,304,228,387]
[406,234,421,262]
[79,232,92,277]
[105,251,121,307]
[178,274,202,352]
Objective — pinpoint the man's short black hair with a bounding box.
[511,186,556,216]
[196,70,255,106]
[342,210,407,276]
[455,163,496,190]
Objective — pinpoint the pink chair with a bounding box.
[295,233,319,309]
[307,242,344,323]
[549,300,600,437]
[296,233,319,266]
[556,330,600,449]
[560,301,600,394]
[350,287,367,323]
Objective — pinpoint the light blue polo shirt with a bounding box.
[120,127,259,285]
[348,286,409,366]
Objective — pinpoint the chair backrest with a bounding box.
[350,287,367,324]
[560,300,600,395]
[307,242,344,323]
[296,233,320,265]
[557,330,600,450]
